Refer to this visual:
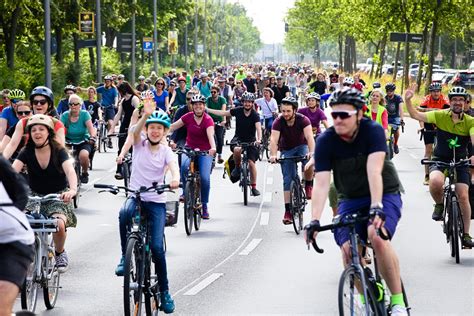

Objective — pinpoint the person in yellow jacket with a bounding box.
[365,89,389,139]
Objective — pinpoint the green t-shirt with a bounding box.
[426,109,474,160]
[206,96,227,123]
[61,110,91,143]
[235,73,246,81]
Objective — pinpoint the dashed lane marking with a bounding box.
[263,192,272,203]
[260,212,269,226]
[183,273,224,296]
[239,238,262,256]
[266,177,273,185]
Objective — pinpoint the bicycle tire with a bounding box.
[194,181,202,231]
[184,180,194,235]
[242,163,249,206]
[144,261,160,316]
[451,200,461,263]
[338,266,378,316]
[43,238,60,309]
[123,161,130,197]
[388,138,394,160]
[73,162,81,209]
[97,124,103,153]
[21,238,39,312]
[124,237,144,316]
[289,180,301,235]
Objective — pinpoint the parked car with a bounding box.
[441,72,456,85]
[450,70,474,90]
[431,69,447,83]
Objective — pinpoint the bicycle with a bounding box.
[65,142,83,209]
[421,158,470,264]
[121,153,133,196]
[309,211,410,316]
[259,127,271,161]
[94,182,176,316]
[229,141,255,206]
[20,194,62,313]
[176,147,208,236]
[277,155,307,234]
[97,119,108,153]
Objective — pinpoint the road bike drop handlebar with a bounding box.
[94,182,181,196]
[307,212,389,254]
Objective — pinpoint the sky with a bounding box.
[227,0,295,44]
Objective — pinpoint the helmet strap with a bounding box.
[35,138,50,149]
[147,135,161,146]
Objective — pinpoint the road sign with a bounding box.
[117,33,133,53]
[143,37,153,52]
[197,44,204,54]
[77,39,97,49]
[168,31,178,55]
[389,32,423,43]
[435,53,443,62]
[79,12,95,34]
[229,48,234,55]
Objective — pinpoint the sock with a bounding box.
[55,250,63,256]
[305,180,313,188]
[285,203,290,212]
[251,183,256,189]
[390,293,405,308]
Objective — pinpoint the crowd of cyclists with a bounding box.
[0,61,473,315]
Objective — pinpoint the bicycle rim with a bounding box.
[242,164,248,206]
[338,267,378,316]
[43,245,60,309]
[290,181,301,234]
[451,201,460,263]
[124,238,143,316]
[21,239,39,312]
[184,181,194,235]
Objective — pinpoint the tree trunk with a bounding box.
[2,6,21,69]
[425,15,439,94]
[89,47,95,76]
[105,28,116,48]
[344,35,352,73]
[392,42,401,82]
[73,33,80,65]
[338,36,343,72]
[377,34,387,78]
[416,24,429,93]
[55,27,63,64]
[403,21,411,90]
[369,41,380,79]
[351,37,357,73]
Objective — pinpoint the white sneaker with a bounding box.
[391,305,408,316]
[55,250,69,273]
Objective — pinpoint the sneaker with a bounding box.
[217,155,224,164]
[251,187,260,196]
[305,186,313,200]
[202,204,210,220]
[282,211,293,225]
[55,250,69,273]
[231,167,241,179]
[432,203,444,221]
[115,256,125,276]
[115,172,123,180]
[462,234,474,249]
[391,305,408,316]
[394,144,399,154]
[107,138,113,149]
[423,174,429,185]
[80,173,89,184]
[160,290,175,314]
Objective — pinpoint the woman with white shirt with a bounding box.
[255,88,278,135]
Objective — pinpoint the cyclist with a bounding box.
[207,91,262,196]
[385,83,404,154]
[12,114,78,273]
[405,85,474,248]
[297,92,329,138]
[0,89,11,113]
[269,97,315,223]
[304,88,407,315]
[255,88,278,136]
[61,94,97,184]
[135,75,149,92]
[232,79,247,107]
[83,86,102,128]
[272,76,290,109]
[57,85,85,115]
[153,78,170,113]
[170,76,189,108]
[0,89,25,139]
[96,75,119,148]
[0,100,32,158]
[416,82,450,185]
[206,85,227,164]
[196,72,212,98]
[365,88,389,139]
[169,94,216,219]
[286,67,297,98]
[2,86,66,160]
[309,73,327,108]
[114,98,178,314]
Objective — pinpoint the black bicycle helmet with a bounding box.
[329,88,366,110]
[372,82,381,89]
[448,86,468,99]
[281,96,298,108]
[191,94,206,104]
[428,82,442,92]
[64,85,77,94]
[385,83,396,92]
[241,91,256,102]
[30,86,54,107]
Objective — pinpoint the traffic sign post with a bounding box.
[389,32,423,43]
[143,37,153,52]
[117,33,133,53]
[79,12,95,34]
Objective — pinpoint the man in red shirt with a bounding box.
[416,82,450,185]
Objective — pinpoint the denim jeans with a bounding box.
[118,198,169,292]
[181,154,213,204]
[264,117,274,131]
[289,87,297,98]
[280,145,309,191]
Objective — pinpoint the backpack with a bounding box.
[223,154,239,183]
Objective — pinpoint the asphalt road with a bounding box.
[14,117,474,315]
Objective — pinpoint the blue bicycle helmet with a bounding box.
[146,111,171,128]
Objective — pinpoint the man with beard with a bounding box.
[206,91,262,196]
[269,97,315,225]
[271,76,290,109]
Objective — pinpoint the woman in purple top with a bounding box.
[297,92,329,137]
[169,94,216,219]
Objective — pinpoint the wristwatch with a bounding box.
[370,202,384,209]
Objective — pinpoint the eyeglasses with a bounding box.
[69,102,81,106]
[156,82,164,86]
[17,110,31,116]
[32,99,48,105]
[186,98,192,101]
[330,110,357,120]
[211,91,218,94]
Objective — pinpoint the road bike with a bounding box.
[421,158,470,264]
[94,182,176,316]
[278,155,307,234]
[309,211,410,315]
[20,194,62,313]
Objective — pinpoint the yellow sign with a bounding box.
[168,31,178,55]
[79,12,95,34]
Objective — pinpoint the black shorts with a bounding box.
[104,107,115,121]
[423,124,436,145]
[69,142,93,155]
[429,162,470,185]
[230,137,259,162]
[0,241,35,288]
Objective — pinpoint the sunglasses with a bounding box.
[156,82,164,86]
[17,110,31,116]
[211,91,218,94]
[32,99,48,105]
[69,102,81,106]
[11,98,22,104]
[186,98,192,101]
[331,110,357,120]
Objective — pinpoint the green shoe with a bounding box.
[462,234,474,248]
[432,204,444,221]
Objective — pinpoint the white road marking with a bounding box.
[183,273,224,296]
[108,167,116,173]
[266,177,273,185]
[409,153,418,160]
[239,238,262,256]
[263,192,272,203]
[260,212,269,226]
[98,223,112,227]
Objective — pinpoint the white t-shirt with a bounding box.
[255,97,278,119]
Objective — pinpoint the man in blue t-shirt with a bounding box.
[96,75,118,147]
[385,83,404,154]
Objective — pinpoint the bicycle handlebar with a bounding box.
[174,147,210,157]
[420,158,471,168]
[277,155,308,163]
[227,141,258,148]
[94,183,181,195]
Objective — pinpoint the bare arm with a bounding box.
[169,91,177,106]
[269,129,280,158]
[206,108,231,117]
[0,118,7,139]
[366,151,385,207]
[255,121,262,143]
[303,125,315,155]
[0,135,11,153]
[2,123,24,160]
[322,120,330,129]
[55,127,66,147]
[310,171,331,220]
[165,96,170,113]
[113,100,123,126]
[404,85,428,122]
[12,159,24,173]
[169,119,185,134]
[85,120,96,138]
[206,126,216,150]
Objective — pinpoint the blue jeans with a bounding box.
[280,145,308,191]
[181,154,213,204]
[289,87,297,98]
[264,117,274,131]
[118,198,169,292]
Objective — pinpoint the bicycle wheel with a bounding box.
[289,181,302,235]
[242,163,249,206]
[144,260,160,316]
[338,266,378,316]
[388,138,394,160]
[194,182,202,231]
[184,180,194,236]
[124,237,144,316]
[73,162,81,209]
[43,237,60,309]
[123,161,130,197]
[21,238,39,312]
[450,200,461,263]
